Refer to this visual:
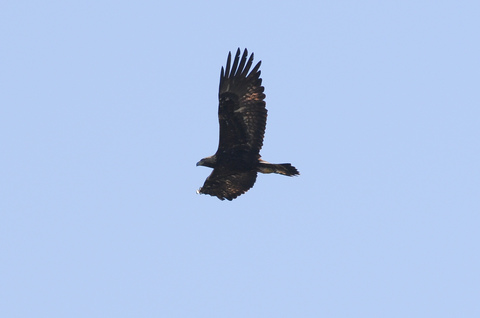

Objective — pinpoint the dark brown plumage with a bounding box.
[196,49,299,200]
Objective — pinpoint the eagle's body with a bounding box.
[197,49,299,200]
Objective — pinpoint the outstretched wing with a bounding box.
[216,48,267,155]
[198,168,257,201]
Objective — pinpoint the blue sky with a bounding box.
[1,1,479,317]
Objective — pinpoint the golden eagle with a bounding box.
[196,49,299,200]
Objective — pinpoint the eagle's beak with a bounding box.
[196,160,201,166]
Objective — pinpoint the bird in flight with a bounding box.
[196,49,299,200]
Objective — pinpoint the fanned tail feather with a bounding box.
[258,162,299,176]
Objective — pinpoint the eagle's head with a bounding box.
[196,156,216,168]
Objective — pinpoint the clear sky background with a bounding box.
[1,1,479,317]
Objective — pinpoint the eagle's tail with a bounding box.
[258,160,299,176]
